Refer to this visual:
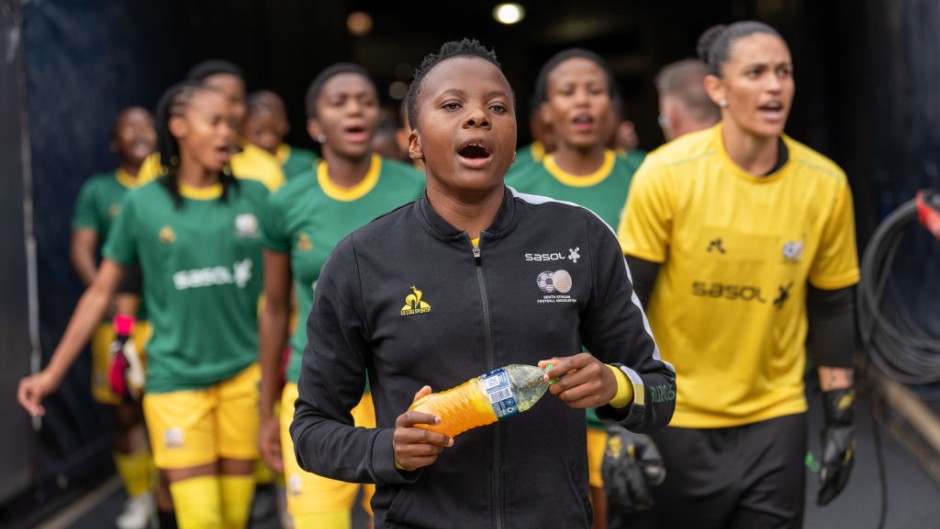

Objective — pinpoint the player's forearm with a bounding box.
[46,281,117,386]
[259,302,290,418]
[69,243,98,287]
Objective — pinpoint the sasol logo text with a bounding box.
[173,259,253,290]
[691,281,767,303]
[526,252,567,262]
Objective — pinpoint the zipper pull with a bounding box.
[472,244,481,265]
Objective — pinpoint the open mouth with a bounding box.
[459,143,492,159]
[759,101,784,112]
[216,145,233,163]
[757,100,787,123]
[572,114,595,132]
[344,125,369,142]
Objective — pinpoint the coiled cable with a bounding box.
[858,198,940,385]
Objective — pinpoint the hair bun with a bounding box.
[696,24,727,63]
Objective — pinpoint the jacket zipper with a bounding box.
[472,240,503,529]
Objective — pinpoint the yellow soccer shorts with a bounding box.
[144,363,260,469]
[91,321,152,405]
[587,427,607,488]
[280,383,375,516]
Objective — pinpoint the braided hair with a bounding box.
[406,38,505,130]
[153,81,239,207]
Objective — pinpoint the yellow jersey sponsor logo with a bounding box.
[159,225,176,244]
[401,285,431,316]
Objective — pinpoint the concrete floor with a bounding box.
[38,384,940,529]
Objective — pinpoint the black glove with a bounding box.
[602,424,665,514]
[817,388,856,505]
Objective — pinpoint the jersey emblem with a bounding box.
[164,427,184,449]
[567,247,581,263]
[235,213,259,238]
[536,270,578,305]
[773,282,793,309]
[159,225,176,244]
[287,475,303,497]
[401,285,432,316]
[297,232,313,252]
[782,241,803,263]
[706,238,726,254]
[108,204,120,219]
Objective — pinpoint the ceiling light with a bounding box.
[347,11,373,36]
[493,3,525,25]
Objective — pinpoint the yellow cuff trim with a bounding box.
[606,364,634,408]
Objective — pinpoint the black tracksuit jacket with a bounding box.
[291,187,676,529]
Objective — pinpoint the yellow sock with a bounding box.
[114,451,153,497]
[293,509,351,529]
[219,475,255,529]
[170,476,221,529]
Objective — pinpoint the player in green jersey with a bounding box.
[20,81,268,529]
[504,48,649,529]
[243,89,319,180]
[259,63,424,529]
[71,106,157,529]
[506,49,641,230]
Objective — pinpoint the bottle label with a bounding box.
[481,367,520,419]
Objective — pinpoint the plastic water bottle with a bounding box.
[410,364,555,437]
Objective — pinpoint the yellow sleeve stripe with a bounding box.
[606,364,635,408]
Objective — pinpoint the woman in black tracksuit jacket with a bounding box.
[290,39,675,529]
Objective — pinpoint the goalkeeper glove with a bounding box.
[817,388,856,505]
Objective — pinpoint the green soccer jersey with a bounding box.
[505,149,641,229]
[505,141,547,181]
[505,149,641,429]
[277,144,319,181]
[73,169,149,319]
[72,169,139,243]
[103,179,268,393]
[263,154,425,384]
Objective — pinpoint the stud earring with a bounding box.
[719,99,728,108]
[317,134,327,143]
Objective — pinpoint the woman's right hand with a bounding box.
[17,370,58,417]
[392,386,453,472]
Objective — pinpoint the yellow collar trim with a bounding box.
[715,122,788,184]
[318,153,381,202]
[116,168,140,189]
[530,141,546,162]
[544,150,615,188]
[179,183,223,200]
[276,144,290,164]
